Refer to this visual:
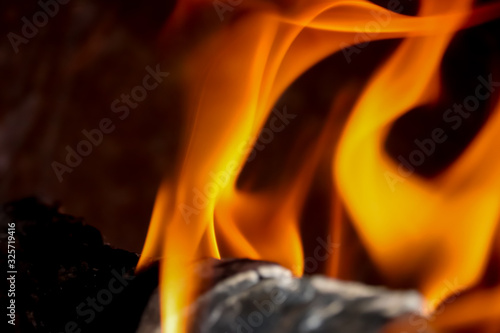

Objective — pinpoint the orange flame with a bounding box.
[138,1,500,332]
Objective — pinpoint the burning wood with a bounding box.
[138,259,424,333]
[2,0,500,332]
[2,199,425,333]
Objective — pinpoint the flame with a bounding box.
[335,0,500,303]
[138,0,500,332]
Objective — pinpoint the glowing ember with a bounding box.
[138,0,500,332]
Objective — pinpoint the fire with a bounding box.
[138,0,500,332]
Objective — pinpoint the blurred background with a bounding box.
[0,0,178,252]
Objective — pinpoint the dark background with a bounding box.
[0,0,178,252]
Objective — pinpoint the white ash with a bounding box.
[136,261,423,333]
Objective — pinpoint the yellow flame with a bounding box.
[335,0,500,304]
[137,1,500,332]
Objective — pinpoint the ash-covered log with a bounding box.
[138,260,424,333]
